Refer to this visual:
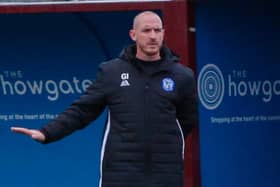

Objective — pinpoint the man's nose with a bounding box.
[149,30,157,39]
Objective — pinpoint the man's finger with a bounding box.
[11,127,32,136]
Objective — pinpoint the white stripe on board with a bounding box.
[0,0,172,6]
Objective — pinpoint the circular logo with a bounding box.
[198,64,224,110]
[162,78,175,92]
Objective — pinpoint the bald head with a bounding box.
[132,11,163,29]
[129,11,165,61]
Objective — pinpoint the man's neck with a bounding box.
[136,54,161,61]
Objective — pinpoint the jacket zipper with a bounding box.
[144,77,152,180]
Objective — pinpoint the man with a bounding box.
[11,11,198,187]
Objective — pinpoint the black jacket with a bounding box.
[41,45,198,187]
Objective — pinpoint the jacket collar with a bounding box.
[119,44,180,74]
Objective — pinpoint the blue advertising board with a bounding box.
[0,11,138,187]
[196,2,280,187]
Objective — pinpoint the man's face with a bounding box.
[130,14,164,60]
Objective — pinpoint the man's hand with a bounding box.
[11,127,46,142]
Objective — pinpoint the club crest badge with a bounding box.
[162,78,175,92]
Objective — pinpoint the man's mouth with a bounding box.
[148,43,158,46]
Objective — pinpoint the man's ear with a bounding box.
[129,29,136,41]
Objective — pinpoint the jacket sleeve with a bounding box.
[40,65,107,143]
[176,69,198,138]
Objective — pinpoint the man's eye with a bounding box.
[155,29,162,32]
[143,29,151,32]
